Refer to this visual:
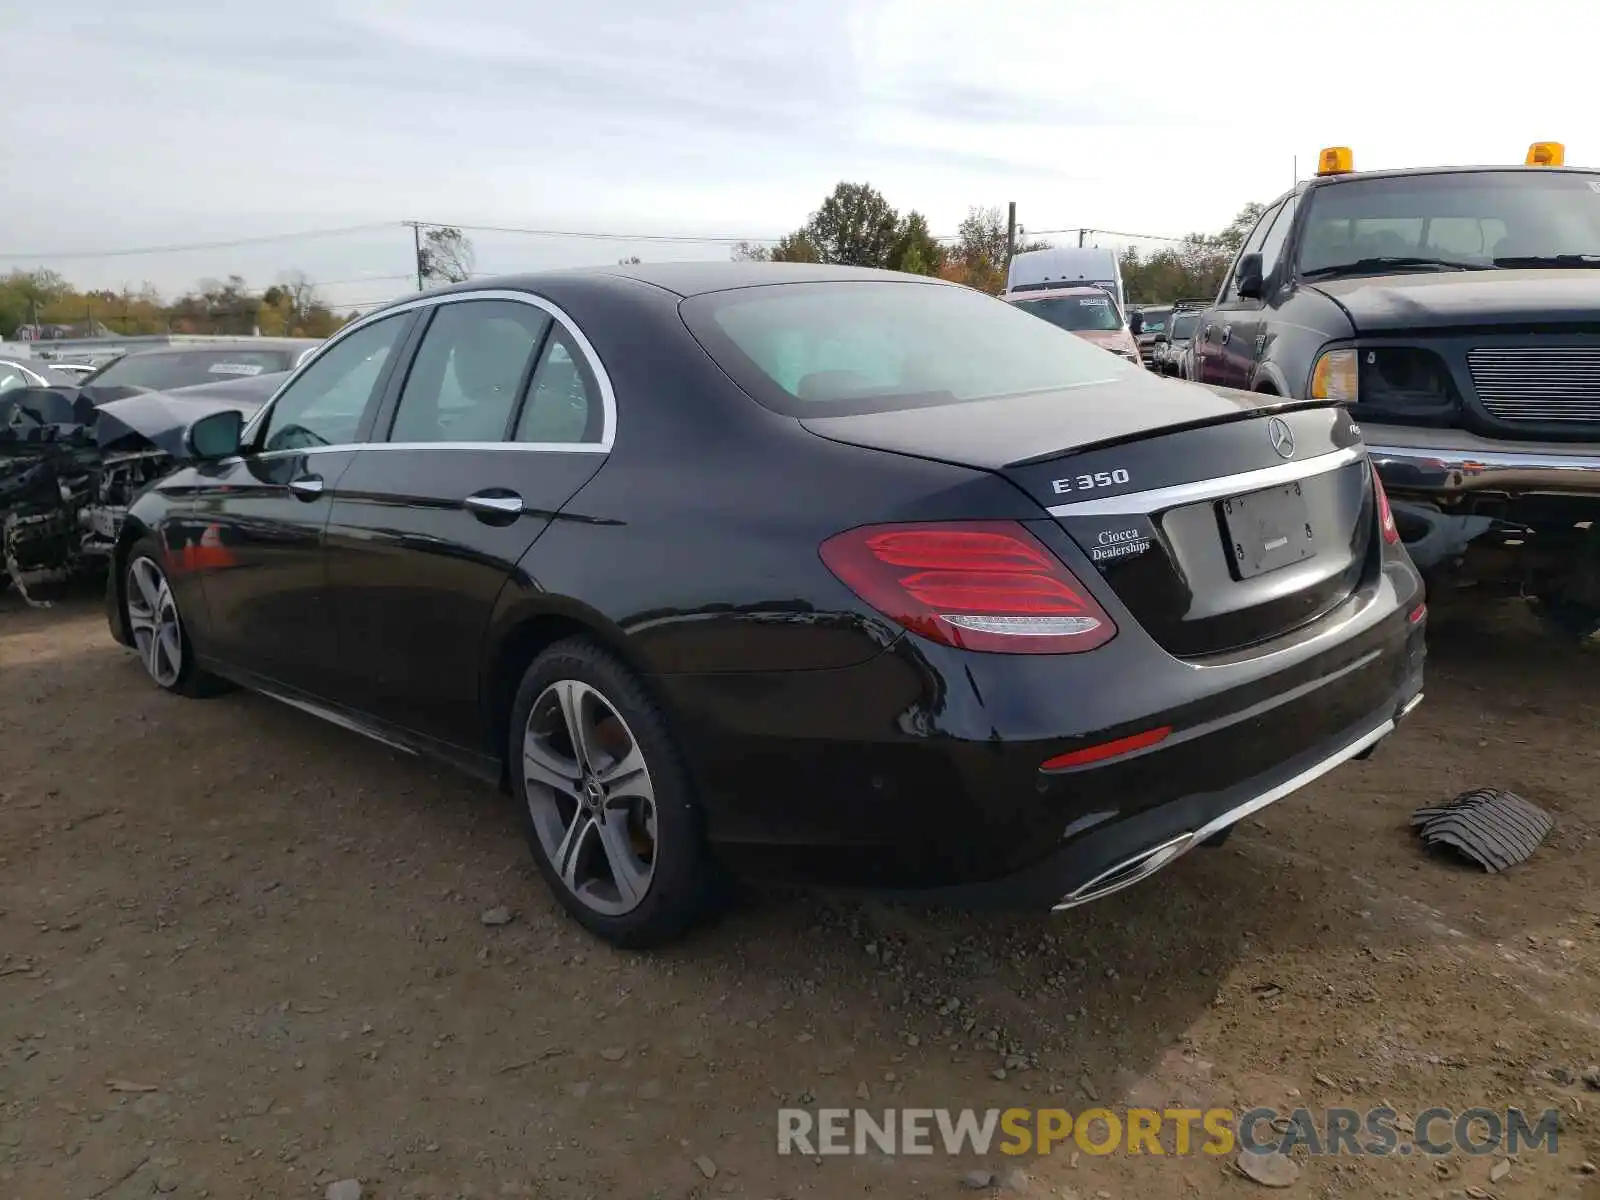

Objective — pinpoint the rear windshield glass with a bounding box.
[1170,312,1200,338]
[1012,294,1124,332]
[681,281,1133,417]
[1135,308,1170,332]
[86,349,295,392]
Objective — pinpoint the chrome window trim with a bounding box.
[237,440,608,464]
[240,288,618,453]
[1046,445,1366,517]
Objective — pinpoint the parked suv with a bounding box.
[1191,142,1600,638]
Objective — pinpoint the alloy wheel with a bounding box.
[522,679,658,916]
[126,556,183,688]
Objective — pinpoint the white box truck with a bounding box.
[1005,248,1126,311]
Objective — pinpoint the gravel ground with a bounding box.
[2,592,1598,1200]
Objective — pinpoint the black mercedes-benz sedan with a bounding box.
[106,263,1426,946]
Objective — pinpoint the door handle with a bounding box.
[288,475,324,499]
[1220,324,1232,346]
[464,492,524,518]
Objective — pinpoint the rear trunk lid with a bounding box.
[801,381,1375,657]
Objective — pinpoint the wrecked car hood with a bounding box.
[2,371,284,456]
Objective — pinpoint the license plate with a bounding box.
[1221,481,1315,579]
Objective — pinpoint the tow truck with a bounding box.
[1190,141,1600,639]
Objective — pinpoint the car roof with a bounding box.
[409,262,953,303]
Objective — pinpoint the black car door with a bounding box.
[323,294,610,754]
[186,312,414,691]
[1196,199,1284,389]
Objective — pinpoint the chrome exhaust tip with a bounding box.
[1051,833,1194,911]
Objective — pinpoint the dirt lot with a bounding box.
[2,593,1599,1200]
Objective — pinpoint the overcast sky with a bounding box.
[3,0,1592,310]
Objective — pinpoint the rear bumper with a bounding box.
[919,683,1422,911]
[661,557,1426,903]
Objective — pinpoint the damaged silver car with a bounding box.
[1,372,284,605]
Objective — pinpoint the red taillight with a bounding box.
[819,521,1117,654]
[1040,725,1172,771]
[1372,466,1400,545]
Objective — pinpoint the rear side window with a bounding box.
[389,300,550,443]
[681,281,1132,417]
[514,328,600,444]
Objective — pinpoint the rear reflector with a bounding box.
[1372,465,1400,544]
[1041,725,1172,771]
[1409,602,1427,625]
[819,521,1117,653]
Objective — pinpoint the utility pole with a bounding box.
[1005,201,1017,266]
[1293,155,1298,185]
[406,221,425,291]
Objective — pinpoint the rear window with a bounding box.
[680,281,1132,417]
[86,349,295,392]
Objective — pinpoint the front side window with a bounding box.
[390,301,550,443]
[1170,312,1201,340]
[258,315,408,453]
[1257,195,1297,280]
[1297,170,1600,276]
[0,365,27,395]
[1223,201,1284,300]
[681,280,1135,418]
[1010,293,1125,332]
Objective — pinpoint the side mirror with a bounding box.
[1236,253,1265,300]
[1127,311,1144,336]
[185,409,243,460]
[1155,333,1169,344]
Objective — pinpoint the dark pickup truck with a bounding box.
[1190,143,1600,638]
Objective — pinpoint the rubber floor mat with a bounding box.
[1411,787,1554,873]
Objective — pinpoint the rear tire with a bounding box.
[122,538,229,698]
[509,637,714,947]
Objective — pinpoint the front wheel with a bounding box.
[509,638,715,947]
[122,539,228,697]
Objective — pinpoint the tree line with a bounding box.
[0,268,358,341]
[733,181,1266,306]
[0,226,482,343]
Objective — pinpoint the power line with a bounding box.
[316,273,418,287]
[1024,226,1188,243]
[407,220,785,246]
[0,222,399,262]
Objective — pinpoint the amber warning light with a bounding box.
[1316,146,1353,176]
[1526,141,1565,166]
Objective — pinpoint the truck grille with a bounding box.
[1468,347,1600,423]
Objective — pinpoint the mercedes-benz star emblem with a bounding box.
[1267,416,1295,460]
